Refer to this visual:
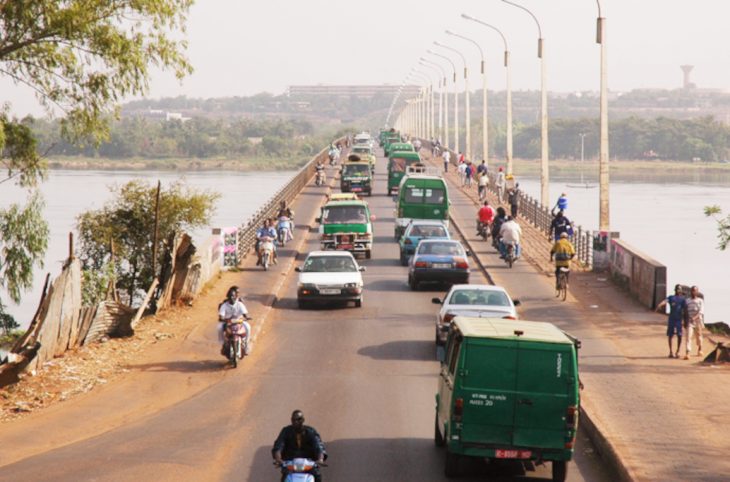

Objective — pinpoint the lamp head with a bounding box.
[445,30,454,35]
[461,13,473,20]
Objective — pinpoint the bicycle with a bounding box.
[555,267,570,301]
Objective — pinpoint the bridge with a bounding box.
[0,142,727,482]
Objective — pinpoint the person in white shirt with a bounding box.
[495,167,506,203]
[478,171,489,201]
[499,217,522,258]
[218,286,251,356]
[684,286,705,359]
[442,150,451,172]
[457,161,467,185]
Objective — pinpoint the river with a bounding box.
[0,169,297,329]
[516,171,730,324]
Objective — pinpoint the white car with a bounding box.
[431,284,520,345]
[295,251,365,308]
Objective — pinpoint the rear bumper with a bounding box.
[320,240,372,252]
[411,269,469,284]
[448,440,574,462]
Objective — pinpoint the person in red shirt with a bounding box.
[476,200,495,238]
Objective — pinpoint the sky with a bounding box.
[1,0,729,116]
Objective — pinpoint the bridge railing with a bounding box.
[236,137,344,262]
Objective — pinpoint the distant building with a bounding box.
[286,84,420,99]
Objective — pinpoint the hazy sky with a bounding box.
[2,0,728,116]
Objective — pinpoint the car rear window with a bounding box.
[449,290,510,306]
[417,242,464,256]
[408,224,447,238]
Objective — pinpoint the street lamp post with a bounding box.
[503,0,549,205]
[434,41,469,160]
[420,60,443,143]
[447,30,488,164]
[597,0,609,231]
[410,71,432,139]
[426,50,457,151]
[461,14,513,174]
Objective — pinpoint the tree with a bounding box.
[704,205,730,251]
[0,0,192,311]
[77,180,219,304]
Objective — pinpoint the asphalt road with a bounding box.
[0,153,613,482]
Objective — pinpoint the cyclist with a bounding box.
[550,232,576,290]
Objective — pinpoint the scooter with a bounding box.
[223,317,250,368]
[315,169,326,186]
[275,459,325,482]
[259,236,275,271]
[277,217,293,246]
[476,221,490,241]
[503,241,518,268]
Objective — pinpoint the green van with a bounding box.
[384,141,414,158]
[382,133,402,152]
[387,151,422,196]
[436,317,581,481]
[318,199,374,258]
[340,161,373,196]
[394,173,449,239]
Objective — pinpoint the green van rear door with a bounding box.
[512,342,577,449]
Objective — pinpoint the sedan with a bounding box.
[408,239,469,290]
[398,220,450,266]
[296,251,365,308]
[431,284,521,345]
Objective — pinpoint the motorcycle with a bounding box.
[477,221,490,241]
[223,317,250,368]
[277,217,293,246]
[276,458,324,482]
[503,241,518,268]
[315,169,326,186]
[259,236,275,271]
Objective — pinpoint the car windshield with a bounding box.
[408,224,448,238]
[343,164,370,176]
[417,242,464,256]
[404,187,445,204]
[302,256,357,272]
[390,157,419,173]
[322,206,368,224]
[449,289,511,306]
[353,147,370,154]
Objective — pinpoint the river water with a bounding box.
[0,170,297,329]
[516,171,730,324]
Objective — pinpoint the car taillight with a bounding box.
[566,406,578,428]
[322,234,333,240]
[502,315,517,320]
[404,238,412,245]
[454,257,468,269]
[454,398,464,421]
[415,261,428,268]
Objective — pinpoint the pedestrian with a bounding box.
[655,284,687,359]
[464,162,473,188]
[552,192,569,216]
[684,286,705,359]
[458,151,465,164]
[478,170,489,201]
[495,167,506,203]
[442,149,450,172]
[508,182,521,218]
[458,161,467,186]
[550,210,573,241]
[477,159,488,177]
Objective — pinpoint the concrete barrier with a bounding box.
[609,238,667,309]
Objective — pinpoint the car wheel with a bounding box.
[552,461,567,482]
[297,299,307,309]
[365,249,372,259]
[355,298,362,308]
[444,451,461,478]
[409,276,419,291]
[400,251,408,266]
[434,416,445,447]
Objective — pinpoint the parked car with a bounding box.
[436,317,581,481]
[431,284,520,345]
[398,220,450,266]
[295,251,365,308]
[408,239,469,290]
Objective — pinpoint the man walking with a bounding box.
[495,167,506,203]
[684,286,705,359]
[507,182,521,218]
[655,284,687,359]
[478,170,489,201]
[442,149,451,172]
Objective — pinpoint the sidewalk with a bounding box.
[425,153,730,481]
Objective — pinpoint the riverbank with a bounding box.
[46,156,309,171]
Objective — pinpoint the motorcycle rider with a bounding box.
[498,216,522,259]
[550,232,575,289]
[315,161,327,185]
[256,219,278,266]
[217,286,251,356]
[550,210,573,241]
[476,200,495,238]
[490,206,508,247]
[272,410,327,482]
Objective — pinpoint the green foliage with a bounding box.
[704,205,730,251]
[0,303,20,337]
[0,192,49,303]
[81,262,115,307]
[77,180,219,304]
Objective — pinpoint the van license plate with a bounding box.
[495,450,531,459]
[432,263,451,269]
[320,289,341,295]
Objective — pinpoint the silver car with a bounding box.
[431,284,520,345]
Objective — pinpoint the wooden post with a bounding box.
[152,180,161,278]
[68,232,74,260]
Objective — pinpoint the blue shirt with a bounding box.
[667,295,687,322]
[257,227,276,239]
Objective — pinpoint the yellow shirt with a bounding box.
[551,239,575,267]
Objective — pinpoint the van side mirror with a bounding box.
[359,266,366,272]
[295,267,302,272]
[315,217,321,223]
[432,297,443,305]
[465,250,472,257]
[513,299,521,306]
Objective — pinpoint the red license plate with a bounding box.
[495,450,532,459]
[338,244,354,250]
[351,187,362,192]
